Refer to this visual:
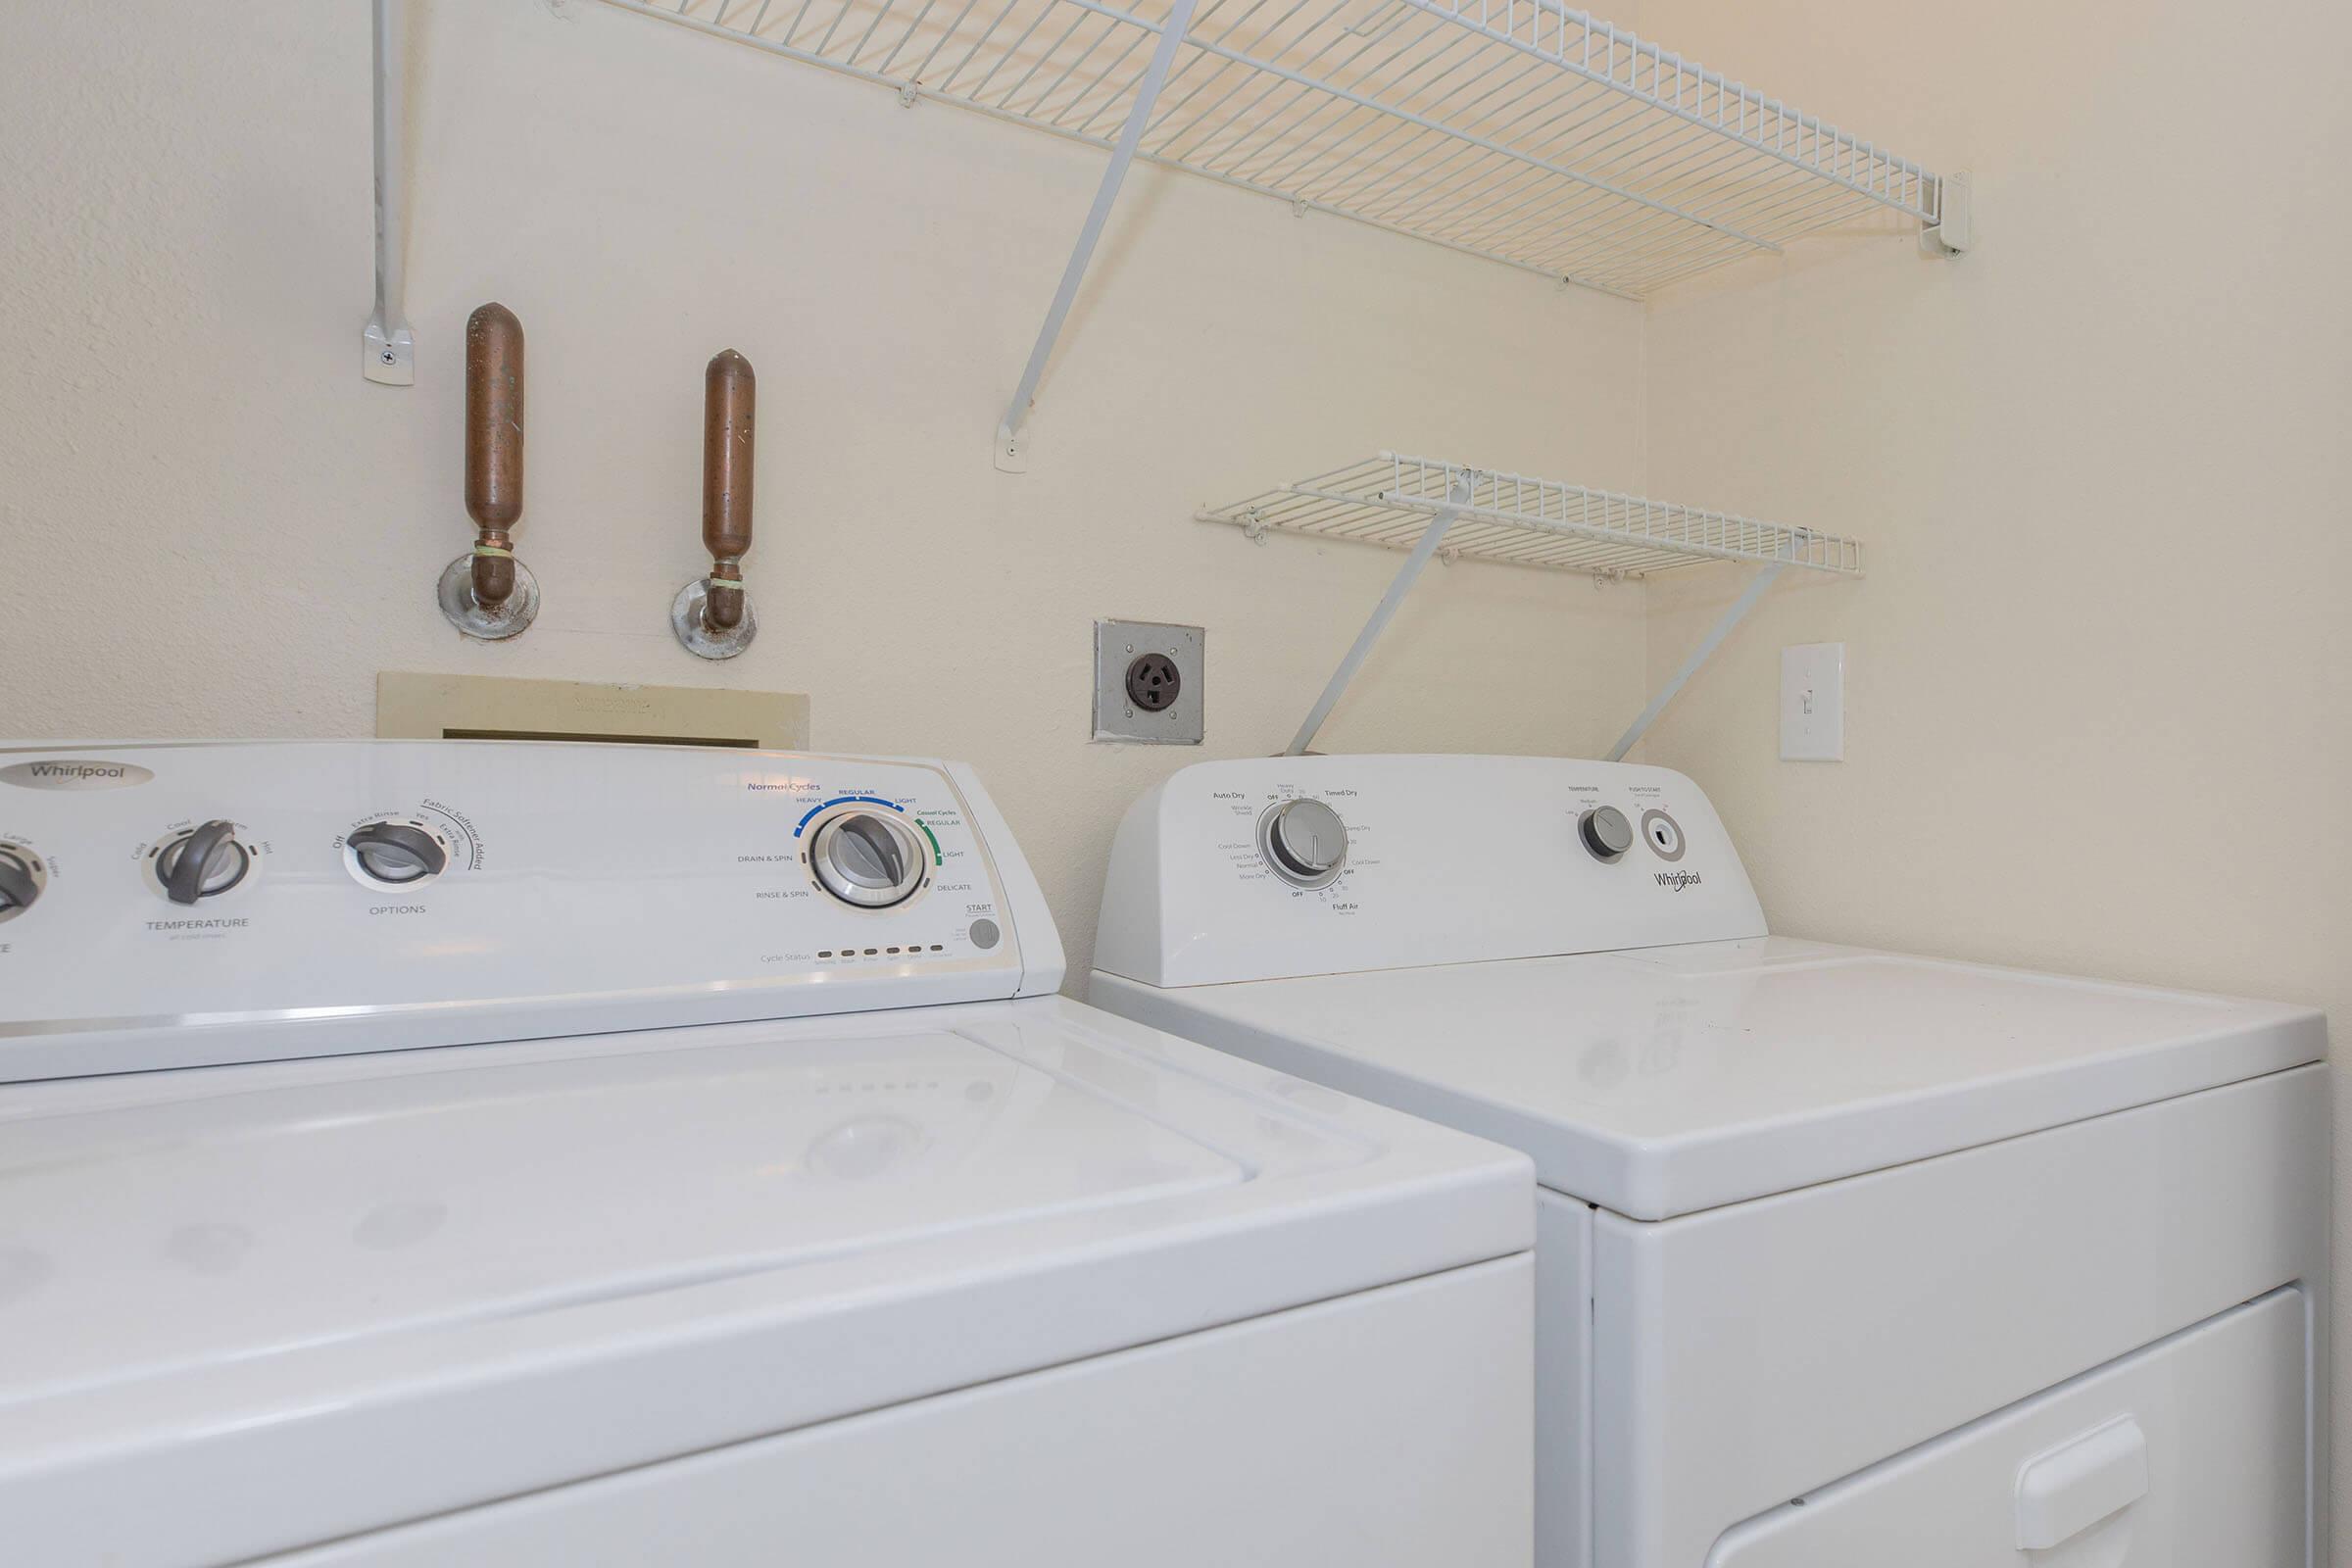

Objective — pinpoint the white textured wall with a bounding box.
[0,0,1648,984]
[1634,0,2351,1534]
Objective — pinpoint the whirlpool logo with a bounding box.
[1655,870,1703,892]
[0,760,156,791]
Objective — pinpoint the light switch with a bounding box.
[1780,643,1844,761]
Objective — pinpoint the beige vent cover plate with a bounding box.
[376,673,809,751]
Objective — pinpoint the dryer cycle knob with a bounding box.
[810,811,925,908]
[157,820,250,905]
[348,823,450,885]
[0,847,42,921]
[1579,806,1634,861]
[1259,798,1348,889]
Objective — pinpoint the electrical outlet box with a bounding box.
[1780,643,1844,761]
[1093,620,1204,744]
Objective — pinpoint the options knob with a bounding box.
[0,846,44,924]
[1579,806,1634,862]
[809,811,926,909]
[347,822,450,886]
[1258,798,1348,889]
[156,820,250,905]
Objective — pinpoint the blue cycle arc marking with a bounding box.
[794,796,905,836]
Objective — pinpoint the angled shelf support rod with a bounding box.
[994,0,1202,472]
[1606,560,1787,761]
[1286,470,1476,757]
[364,0,415,386]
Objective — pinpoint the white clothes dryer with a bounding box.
[1093,753,2328,1568]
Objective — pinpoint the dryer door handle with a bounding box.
[2014,1415,2149,1550]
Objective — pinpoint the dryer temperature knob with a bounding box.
[157,821,250,905]
[0,846,42,923]
[1259,799,1348,889]
[1579,806,1634,862]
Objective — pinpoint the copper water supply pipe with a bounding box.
[701,350,756,631]
[465,303,525,607]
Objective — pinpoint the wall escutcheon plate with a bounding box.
[1093,620,1204,744]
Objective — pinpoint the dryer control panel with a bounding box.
[1093,755,1766,987]
[0,742,1061,1080]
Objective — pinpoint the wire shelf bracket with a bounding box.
[1922,170,1975,256]
[364,0,415,386]
[596,1,1964,462]
[995,0,1203,471]
[1201,453,1862,756]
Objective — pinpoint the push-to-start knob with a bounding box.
[0,846,44,923]
[347,822,450,886]
[1258,798,1348,889]
[156,820,250,905]
[809,812,926,909]
[1579,806,1634,862]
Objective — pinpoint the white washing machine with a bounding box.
[1092,754,2330,1568]
[0,741,1534,1568]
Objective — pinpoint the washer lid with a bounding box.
[0,997,1528,1567]
[1098,937,2326,1220]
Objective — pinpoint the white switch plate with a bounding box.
[1780,643,1844,761]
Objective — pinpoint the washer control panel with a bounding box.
[0,743,1057,1081]
[1095,755,1766,987]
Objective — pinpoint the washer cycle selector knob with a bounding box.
[1579,806,1634,862]
[157,820,250,905]
[1258,798,1348,889]
[810,811,925,909]
[0,846,43,923]
[347,822,450,886]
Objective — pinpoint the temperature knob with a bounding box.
[1579,806,1634,862]
[1258,798,1348,889]
[156,820,250,905]
[809,811,925,909]
[347,822,450,886]
[0,846,44,924]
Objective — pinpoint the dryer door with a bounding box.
[1708,1289,2308,1567]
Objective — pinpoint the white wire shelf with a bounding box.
[1201,453,1864,578]
[601,0,1952,298]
